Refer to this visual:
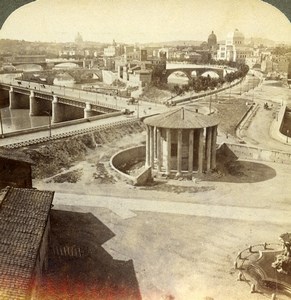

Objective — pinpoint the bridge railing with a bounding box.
[2,117,140,149]
[0,81,124,111]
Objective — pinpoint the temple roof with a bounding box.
[144,107,219,129]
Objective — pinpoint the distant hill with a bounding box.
[141,40,204,47]
[245,37,276,47]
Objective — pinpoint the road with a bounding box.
[53,191,291,224]
[238,79,291,151]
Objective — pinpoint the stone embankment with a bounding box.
[23,121,145,179]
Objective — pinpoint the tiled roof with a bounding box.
[144,107,219,129]
[0,148,34,165]
[0,187,54,299]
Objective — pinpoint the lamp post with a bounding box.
[0,109,4,138]
[136,99,139,118]
[44,111,51,138]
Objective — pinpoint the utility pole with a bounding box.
[0,109,4,138]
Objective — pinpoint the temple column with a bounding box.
[84,102,94,118]
[198,128,204,173]
[150,126,154,168]
[188,129,194,176]
[206,127,212,171]
[9,87,17,109]
[177,129,183,177]
[211,126,217,169]
[145,125,150,167]
[157,128,162,172]
[166,128,171,175]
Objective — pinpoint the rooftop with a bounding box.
[144,107,219,129]
[0,187,54,299]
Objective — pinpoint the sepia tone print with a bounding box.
[0,0,290,299]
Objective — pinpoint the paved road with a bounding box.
[239,80,291,151]
[53,192,291,224]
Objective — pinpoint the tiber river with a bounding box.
[0,74,49,134]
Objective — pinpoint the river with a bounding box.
[0,107,49,134]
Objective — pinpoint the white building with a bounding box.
[217,29,253,63]
[104,45,117,57]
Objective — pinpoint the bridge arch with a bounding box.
[15,64,43,72]
[167,70,191,85]
[200,70,220,78]
[165,69,192,83]
[53,62,80,69]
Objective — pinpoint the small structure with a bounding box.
[0,148,34,189]
[272,233,291,275]
[0,186,54,299]
[238,234,291,297]
[143,107,219,178]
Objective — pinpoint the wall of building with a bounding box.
[0,159,32,188]
[31,218,50,300]
[102,70,118,85]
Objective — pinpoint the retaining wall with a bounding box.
[110,145,152,186]
[1,111,124,139]
[220,143,291,165]
[269,102,290,144]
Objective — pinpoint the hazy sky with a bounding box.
[0,0,290,44]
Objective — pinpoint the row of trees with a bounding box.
[171,64,249,95]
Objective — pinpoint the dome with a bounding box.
[227,29,244,39]
[226,29,244,45]
[208,31,217,46]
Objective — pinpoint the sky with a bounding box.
[0,0,290,44]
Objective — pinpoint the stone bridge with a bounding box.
[0,83,120,123]
[165,63,233,82]
[10,59,85,70]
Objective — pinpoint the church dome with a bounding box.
[226,29,244,45]
[208,31,217,47]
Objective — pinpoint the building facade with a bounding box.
[217,29,253,63]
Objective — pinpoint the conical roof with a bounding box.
[144,107,219,129]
